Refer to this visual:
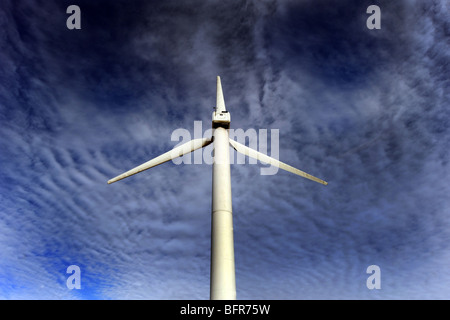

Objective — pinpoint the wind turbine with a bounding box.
[108,76,327,300]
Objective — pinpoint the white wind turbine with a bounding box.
[108,76,327,300]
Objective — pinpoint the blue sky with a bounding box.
[0,0,449,299]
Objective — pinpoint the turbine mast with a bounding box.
[210,77,235,299]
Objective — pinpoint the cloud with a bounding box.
[0,0,449,299]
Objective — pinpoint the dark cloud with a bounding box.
[0,0,449,299]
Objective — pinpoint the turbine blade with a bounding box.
[108,137,212,184]
[229,139,328,185]
[216,76,226,113]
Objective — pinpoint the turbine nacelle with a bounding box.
[212,110,230,129]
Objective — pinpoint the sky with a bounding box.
[0,0,449,299]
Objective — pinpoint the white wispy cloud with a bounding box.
[0,0,448,299]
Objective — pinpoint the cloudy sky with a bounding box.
[0,0,449,299]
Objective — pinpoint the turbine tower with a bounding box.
[108,76,327,300]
